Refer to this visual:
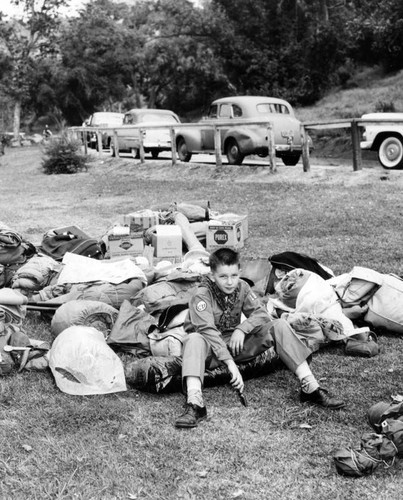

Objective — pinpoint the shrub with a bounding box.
[374,100,396,112]
[41,132,89,175]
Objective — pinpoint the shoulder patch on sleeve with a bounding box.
[249,291,257,300]
[196,300,207,312]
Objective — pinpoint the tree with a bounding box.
[209,0,354,105]
[369,0,403,72]
[132,0,231,115]
[0,0,67,140]
[55,0,145,124]
[55,0,231,120]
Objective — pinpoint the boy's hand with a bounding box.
[225,359,244,393]
[228,329,245,357]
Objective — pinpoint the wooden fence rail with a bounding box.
[302,117,403,172]
[70,117,403,173]
[70,120,279,171]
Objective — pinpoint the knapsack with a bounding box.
[266,251,334,294]
[0,228,36,266]
[39,233,105,261]
[0,228,37,288]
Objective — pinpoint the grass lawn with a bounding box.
[0,146,403,500]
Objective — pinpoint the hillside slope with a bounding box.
[294,67,403,159]
[296,67,403,122]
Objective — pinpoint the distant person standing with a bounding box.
[42,125,53,139]
[0,134,6,155]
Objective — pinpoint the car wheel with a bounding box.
[151,149,159,159]
[226,139,244,165]
[378,136,403,169]
[282,154,301,166]
[177,138,192,162]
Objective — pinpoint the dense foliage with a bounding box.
[1,0,403,131]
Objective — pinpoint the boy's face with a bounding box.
[211,263,240,295]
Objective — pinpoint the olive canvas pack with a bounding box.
[39,233,104,261]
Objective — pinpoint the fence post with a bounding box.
[113,130,120,157]
[83,130,88,155]
[214,125,222,167]
[96,131,103,155]
[300,124,311,172]
[170,127,177,166]
[351,119,362,171]
[267,124,276,172]
[139,129,145,163]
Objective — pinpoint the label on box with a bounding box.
[108,232,144,259]
[153,255,183,267]
[206,221,244,251]
[213,213,248,240]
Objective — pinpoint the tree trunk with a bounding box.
[319,0,328,23]
[13,99,21,146]
[148,87,157,108]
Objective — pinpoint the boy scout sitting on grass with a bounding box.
[175,247,344,428]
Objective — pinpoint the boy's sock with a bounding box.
[187,388,204,408]
[300,374,320,394]
[295,361,319,394]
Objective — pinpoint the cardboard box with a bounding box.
[212,213,248,240]
[206,220,244,251]
[151,225,182,258]
[122,210,160,232]
[107,231,144,260]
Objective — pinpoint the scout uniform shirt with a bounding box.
[183,278,271,363]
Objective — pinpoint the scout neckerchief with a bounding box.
[201,276,240,331]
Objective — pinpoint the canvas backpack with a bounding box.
[0,228,37,288]
[0,228,36,265]
[39,232,105,261]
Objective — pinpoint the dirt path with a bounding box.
[83,148,400,188]
[1,144,400,190]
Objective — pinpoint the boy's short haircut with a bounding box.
[209,248,240,271]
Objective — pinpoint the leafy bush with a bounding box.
[1,134,12,147]
[375,100,396,112]
[41,132,88,175]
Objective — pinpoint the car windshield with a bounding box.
[139,113,179,123]
[91,113,123,126]
[124,112,179,124]
[256,103,290,114]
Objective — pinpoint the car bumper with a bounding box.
[144,141,171,149]
[360,141,373,150]
[275,145,303,152]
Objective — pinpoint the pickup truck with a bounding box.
[360,112,403,169]
[83,112,124,150]
[110,108,180,159]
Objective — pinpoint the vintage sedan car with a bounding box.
[83,111,124,150]
[360,112,403,169]
[175,96,306,165]
[110,108,180,159]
